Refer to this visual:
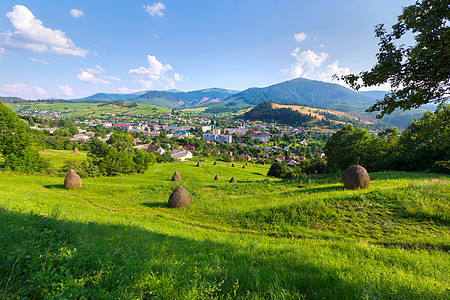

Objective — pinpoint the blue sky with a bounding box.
[0,0,412,99]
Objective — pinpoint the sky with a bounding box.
[0,0,413,99]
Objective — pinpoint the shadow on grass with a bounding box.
[0,207,442,299]
[43,184,66,190]
[142,202,167,209]
[284,185,343,195]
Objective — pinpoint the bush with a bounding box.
[267,162,310,183]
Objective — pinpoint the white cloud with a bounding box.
[77,65,118,84]
[59,84,75,97]
[1,83,47,98]
[30,57,50,64]
[1,83,28,94]
[34,86,47,96]
[143,2,166,17]
[281,48,351,83]
[70,9,84,18]
[319,44,325,48]
[118,86,140,94]
[129,54,182,89]
[0,5,88,57]
[77,70,110,84]
[294,32,307,42]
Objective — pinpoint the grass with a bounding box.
[40,149,88,169]
[6,101,170,119]
[0,156,449,299]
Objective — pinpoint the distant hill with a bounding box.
[73,88,239,108]
[358,91,388,100]
[134,88,239,108]
[0,96,27,103]
[222,78,375,113]
[74,93,140,102]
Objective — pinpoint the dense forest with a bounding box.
[244,101,315,126]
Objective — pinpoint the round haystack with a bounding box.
[232,163,235,167]
[246,162,249,166]
[242,165,246,169]
[341,165,370,190]
[171,171,181,182]
[73,147,79,153]
[196,161,201,167]
[168,186,190,208]
[214,175,220,181]
[214,161,217,165]
[229,177,237,183]
[64,169,82,190]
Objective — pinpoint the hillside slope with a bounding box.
[223,78,375,113]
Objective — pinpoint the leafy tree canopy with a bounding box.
[340,0,449,117]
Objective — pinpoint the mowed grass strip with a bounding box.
[0,157,448,299]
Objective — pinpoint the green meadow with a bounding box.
[0,156,449,299]
[5,101,170,119]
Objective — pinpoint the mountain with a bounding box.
[134,88,239,108]
[358,91,388,100]
[73,88,239,108]
[74,93,140,102]
[221,78,375,113]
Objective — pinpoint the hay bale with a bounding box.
[168,185,190,208]
[242,165,246,169]
[214,175,220,181]
[214,161,217,165]
[229,177,236,183]
[196,161,201,167]
[245,162,249,166]
[64,169,82,190]
[171,171,181,182]
[341,165,370,190]
[73,148,79,153]
[232,163,235,167]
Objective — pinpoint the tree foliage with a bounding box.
[0,102,48,172]
[340,0,449,117]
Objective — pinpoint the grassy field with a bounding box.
[0,156,449,299]
[5,101,170,119]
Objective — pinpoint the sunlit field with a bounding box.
[0,156,448,299]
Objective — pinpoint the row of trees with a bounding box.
[324,105,449,173]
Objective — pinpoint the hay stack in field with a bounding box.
[229,177,236,183]
[341,165,370,190]
[246,162,249,166]
[232,163,235,167]
[196,161,201,167]
[64,169,82,190]
[168,186,190,208]
[214,175,220,181]
[242,165,246,169]
[73,148,79,153]
[214,161,217,165]
[171,171,181,182]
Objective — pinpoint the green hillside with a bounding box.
[223,78,376,113]
[0,156,448,299]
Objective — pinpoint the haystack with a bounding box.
[232,163,235,167]
[64,169,82,190]
[229,177,237,183]
[168,186,190,208]
[242,165,246,169]
[73,148,79,153]
[214,175,220,181]
[214,161,217,165]
[171,171,181,182]
[196,161,201,167]
[341,165,370,190]
[245,162,249,166]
